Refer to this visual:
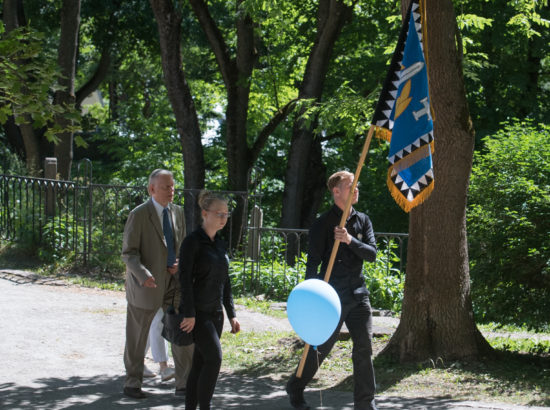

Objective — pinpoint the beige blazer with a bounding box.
[122,199,186,310]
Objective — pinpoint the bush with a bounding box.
[364,240,404,313]
[468,120,550,329]
[229,240,404,313]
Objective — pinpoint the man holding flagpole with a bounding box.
[286,170,378,410]
[286,0,433,407]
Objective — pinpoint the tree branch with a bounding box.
[75,49,111,107]
[189,0,235,85]
[250,98,298,164]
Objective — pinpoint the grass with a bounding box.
[0,241,125,291]
[234,296,287,319]
[220,331,550,406]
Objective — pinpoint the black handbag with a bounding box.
[161,278,194,346]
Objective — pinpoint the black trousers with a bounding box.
[185,311,224,410]
[287,294,376,408]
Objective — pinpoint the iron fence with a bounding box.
[0,169,407,298]
[238,226,408,298]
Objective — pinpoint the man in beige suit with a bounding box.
[122,169,193,399]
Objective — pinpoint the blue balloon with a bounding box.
[287,279,342,346]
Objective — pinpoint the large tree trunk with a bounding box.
[149,0,206,230]
[53,0,81,180]
[280,0,353,232]
[381,0,491,362]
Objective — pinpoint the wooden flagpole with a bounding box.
[296,124,376,378]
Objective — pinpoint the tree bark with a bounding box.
[381,0,492,362]
[2,0,25,32]
[280,0,354,233]
[53,0,81,180]
[149,0,206,230]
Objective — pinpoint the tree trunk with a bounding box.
[2,0,24,32]
[280,0,353,233]
[301,137,327,228]
[149,0,206,230]
[381,0,492,362]
[53,0,81,180]
[19,122,41,174]
[2,117,25,160]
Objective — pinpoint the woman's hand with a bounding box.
[180,317,195,333]
[230,317,240,334]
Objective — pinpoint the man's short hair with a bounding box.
[327,170,354,191]
[148,169,173,186]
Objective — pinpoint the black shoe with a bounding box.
[285,385,310,410]
[123,387,147,399]
[175,387,186,397]
[356,399,378,410]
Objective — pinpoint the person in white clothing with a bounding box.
[144,307,176,381]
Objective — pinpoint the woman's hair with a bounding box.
[198,190,227,211]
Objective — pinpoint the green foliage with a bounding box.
[0,142,26,174]
[468,120,550,329]
[0,23,81,142]
[39,217,81,263]
[363,240,405,312]
[229,238,404,313]
[487,336,550,356]
[456,0,550,139]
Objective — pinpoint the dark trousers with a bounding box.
[185,311,224,410]
[287,295,376,408]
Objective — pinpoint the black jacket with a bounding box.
[178,227,236,319]
[305,205,377,296]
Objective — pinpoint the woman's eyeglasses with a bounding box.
[206,210,231,219]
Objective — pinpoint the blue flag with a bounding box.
[371,0,434,212]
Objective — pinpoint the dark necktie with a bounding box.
[163,208,176,267]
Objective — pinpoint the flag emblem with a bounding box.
[371,0,434,212]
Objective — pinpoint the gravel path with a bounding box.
[1,269,547,410]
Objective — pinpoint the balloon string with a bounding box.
[316,347,323,407]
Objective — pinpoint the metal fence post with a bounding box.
[44,158,57,217]
[246,205,263,261]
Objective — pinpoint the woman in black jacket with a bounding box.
[178,190,240,410]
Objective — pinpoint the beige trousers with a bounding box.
[124,302,194,390]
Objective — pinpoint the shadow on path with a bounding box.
[1,372,537,410]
